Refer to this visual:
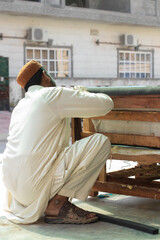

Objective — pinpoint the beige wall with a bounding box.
[0,14,160,105]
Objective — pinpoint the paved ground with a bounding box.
[0,110,160,239]
[0,111,11,154]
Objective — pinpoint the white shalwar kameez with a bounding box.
[2,86,114,224]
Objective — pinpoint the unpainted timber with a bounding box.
[93,181,160,199]
[81,131,160,148]
[111,95,160,109]
[90,110,160,122]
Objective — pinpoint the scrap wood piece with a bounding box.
[93,180,160,199]
[106,175,160,186]
[107,164,160,178]
[94,212,159,235]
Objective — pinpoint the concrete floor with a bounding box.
[1,111,160,239]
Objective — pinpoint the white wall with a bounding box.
[0,14,160,105]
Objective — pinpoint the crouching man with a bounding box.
[2,60,113,224]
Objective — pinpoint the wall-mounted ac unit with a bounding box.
[123,34,138,46]
[27,28,48,42]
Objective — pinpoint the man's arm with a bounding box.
[52,87,114,119]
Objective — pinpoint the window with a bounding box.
[25,47,72,78]
[118,50,153,79]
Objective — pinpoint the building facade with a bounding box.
[0,0,160,108]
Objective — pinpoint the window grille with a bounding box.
[118,50,153,79]
[26,47,71,78]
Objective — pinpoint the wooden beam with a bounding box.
[110,153,160,164]
[93,180,160,199]
[98,164,106,182]
[107,164,160,179]
[81,132,160,148]
[83,118,95,132]
[91,111,160,122]
[111,95,160,109]
[106,175,160,186]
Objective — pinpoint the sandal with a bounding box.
[44,201,99,224]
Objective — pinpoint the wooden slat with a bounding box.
[98,164,106,182]
[106,176,160,186]
[107,165,160,178]
[111,95,160,109]
[81,132,160,148]
[110,153,160,164]
[83,118,95,132]
[93,180,160,199]
[91,111,160,122]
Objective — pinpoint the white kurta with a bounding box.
[2,86,113,224]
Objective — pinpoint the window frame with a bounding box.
[25,45,73,78]
[117,49,154,79]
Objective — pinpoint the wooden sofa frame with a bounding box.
[71,87,160,199]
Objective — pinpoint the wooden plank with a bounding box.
[107,164,160,179]
[111,95,160,109]
[81,132,160,148]
[93,180,160,199]
[110,153,160,164]
[83,118,95,132]
[91,111,160,122]
[98,164,106,182]
[106,176,160,187]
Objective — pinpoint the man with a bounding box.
[2,60,114,224]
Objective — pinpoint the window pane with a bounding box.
[119,62,124,72]
[118,50,152,79]
[136,73,140,78]
[146,73,150,78]
[50,61,54,71]
[56,61,62,71]
[42,61,48,70]
[131,53,135,61]
[27,49,33,59]
[125,53,129,61]
[119,52,124,61]
[42,50,48,59]
[136,63,141,72]
[50,50,55,59]
[25,47,71,78]
[125,73,129,78]
[131,63,135,72]
[57,50,62,60]
[63,50,69,60]
[136,54,140,61]
[146,54,151,62]
[35,49,40,59]
[141,63,145,72]
[120,73,124,78]
[50,73,55,78]
[131,73,135,78]
[146,63,150,73]
[125,63,130,71]
[63,61,69,72]
[141,54,145,61]
[141,73,145,78]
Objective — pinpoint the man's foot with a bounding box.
[44,201,98,224]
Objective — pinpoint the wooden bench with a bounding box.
[72,86,160,199]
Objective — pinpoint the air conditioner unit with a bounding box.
[27,28,48,42]
[123,34,138,46]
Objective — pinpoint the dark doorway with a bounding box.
[0,57,9,110]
